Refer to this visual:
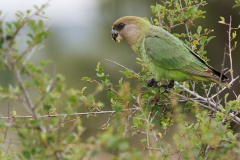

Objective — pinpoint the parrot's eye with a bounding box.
[117,23,125,30]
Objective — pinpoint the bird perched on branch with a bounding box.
[111,16,229,89]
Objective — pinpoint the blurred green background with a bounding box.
[1,0,239,90]
[0,0,240,150]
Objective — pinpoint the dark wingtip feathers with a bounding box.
[211,68,229,82]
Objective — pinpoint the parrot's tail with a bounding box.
[211,69,230,88]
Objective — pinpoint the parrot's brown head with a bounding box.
[111,16,150,45]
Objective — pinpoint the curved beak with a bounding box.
[111,28,118,41]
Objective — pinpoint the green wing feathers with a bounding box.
[144,30,228,83]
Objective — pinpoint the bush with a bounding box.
[0,1,240,159]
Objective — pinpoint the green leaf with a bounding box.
[225,104,231,114]
[225,93,229,101]
[96,72,104,77]
[96,62,101,71]
[119,78,123,84]
[18,132,26,139]
[141,139,147,145]
[197,26,202,34]
[232,3,240,8]
[38,20,44,29]
[43,104,51,110]
[133,117,143,128]
[30,119,40,127]
[28,20,37,32]
[151,5,157,13]
[26,9,31,14]
[0,120,5,127]
[22,150,31,159]
[207,36,216,44]
[107,91,115,99]
[218,16,226,24]
[159,86,165,93]
[200,36,207,45]
[34,147,44,153]
[81,77,91,81]
[232,31,237,39]
[112,102,122,112]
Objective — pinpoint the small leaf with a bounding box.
[81,77,91,82]
[43,104,51,110]
[0,120,5,127]
[12,110,17,117]
[232,3,240,8]
[194,123,199,130]
[112,103,122,112]
[232,31,237,39]
[119,78,123,84]
[218,16,226,24]
[151,5,157,13]
[192,40,199,45]
[158,132,162,138]
[159,87,165,93]
[225,93,229,101]
[96,62,101,71]
[200,36,207,45]
[81,87,87,93]
[38,20,44,29]
[22,150,31,159]
[133,117,143,128]
[225,105,231,114]
[197,26,202,34]
[28,20,37,32]
[26,10,31,14]
[107,91,115,99]
[141,139,147,145]
[207,36,216,44]
[136,58,142,62]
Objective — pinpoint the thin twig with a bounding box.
[175,83,240,124]
[228,15,234,80]
[0,108,139,120]
[99,112,115,129]
[3,139,11,160]
[106,59,138,75]
[210,76,239,99]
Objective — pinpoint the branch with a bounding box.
[99,112,115,129]
[106,59,240,124]
[0,108,139,120]
[106,59,138,75]
[228,15,234,80]
[175,82,240,124]
[210,76,239,99]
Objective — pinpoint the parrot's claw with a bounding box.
[147,78,158,88]
[147,79,174,93]
[159,80,174,93]
[167,80,175,89]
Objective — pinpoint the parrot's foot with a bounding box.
[159,80,174,93]
[147,78,158,88]
[147,78,174,93]
[167,80,175,89]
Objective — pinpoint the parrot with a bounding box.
[111,16,229,89]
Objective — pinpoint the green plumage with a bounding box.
[112,16,228,85]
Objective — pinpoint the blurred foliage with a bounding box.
[233,0,240,12]
[0,0,240,159]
